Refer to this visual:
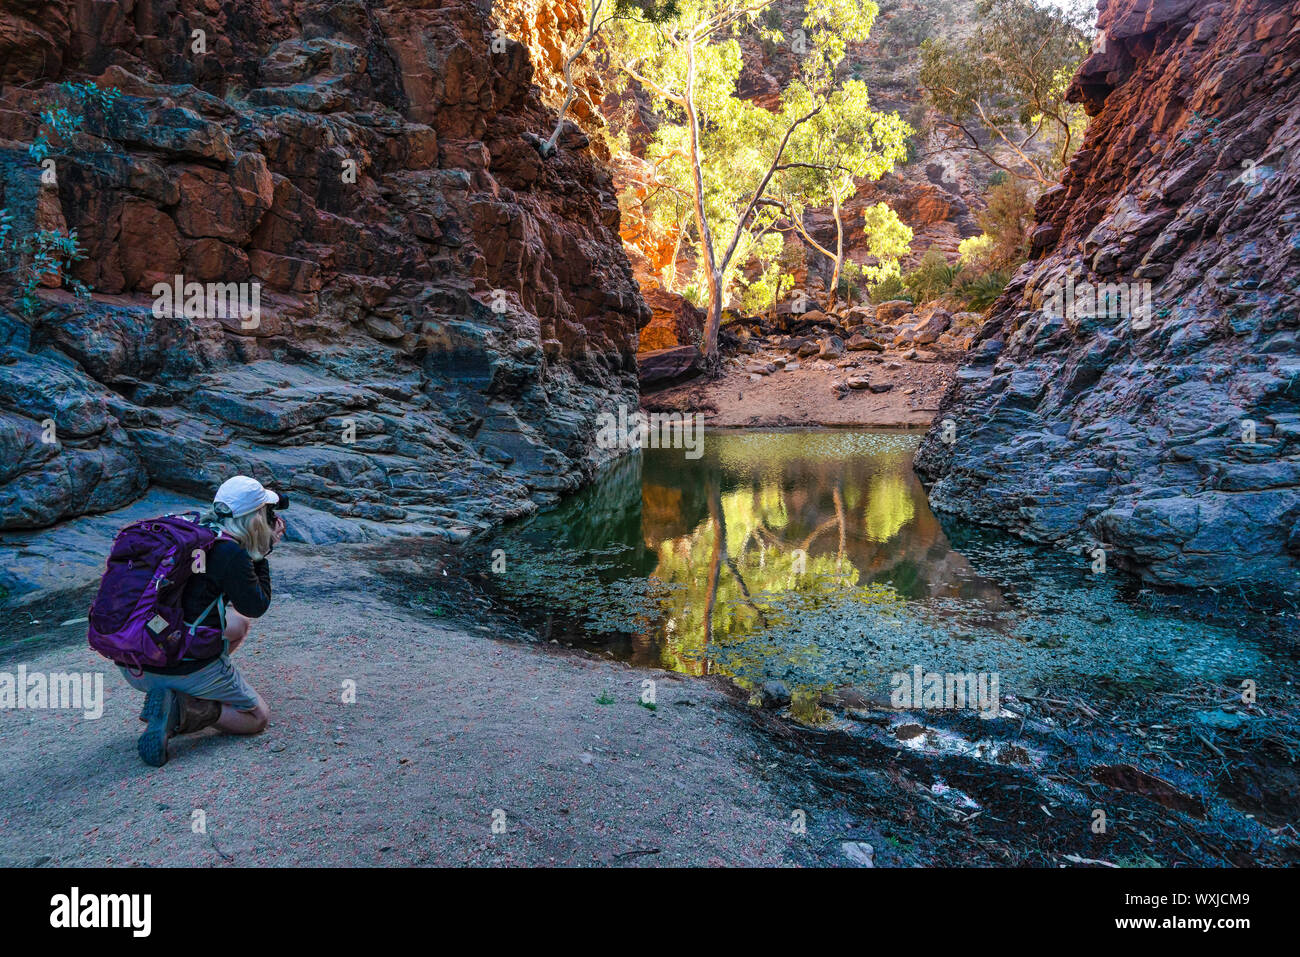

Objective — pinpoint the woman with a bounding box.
[123,475,284,766]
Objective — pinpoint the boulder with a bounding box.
[912,308,953,345]
[758,680,791,709]
[638,346,702,387]
[846,334,884,352]
[639,288,705,351]
[875,300,914,324]
[819,335,845,359]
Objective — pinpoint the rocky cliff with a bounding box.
[916,0,1300,591]
[0,0,646,550]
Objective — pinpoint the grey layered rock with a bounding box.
[916,0,1300,591]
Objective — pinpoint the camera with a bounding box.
[265,495,289,522]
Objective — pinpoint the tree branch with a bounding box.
[717,106,822,276]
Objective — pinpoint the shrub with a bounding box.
[0,210,88,314]
[902,246,957,304]
[952,268,1010,311]
[28,81,121,164]
[902,133,921,165]
[958,234,995,271]
[868,274,913,305]
[976,177,1035,270]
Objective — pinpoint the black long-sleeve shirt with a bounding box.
[142,539,272,675]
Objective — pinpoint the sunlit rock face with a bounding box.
[495,0,607,145]
[0,0,647,539]
[916,0,1300,589]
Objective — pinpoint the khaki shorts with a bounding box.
[120,656,260,712]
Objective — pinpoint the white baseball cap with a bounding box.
[214,475,280,517]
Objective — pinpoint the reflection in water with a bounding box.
[639,432,1003,678]
[481,431,1267,715]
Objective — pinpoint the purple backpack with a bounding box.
[87,513,228,670]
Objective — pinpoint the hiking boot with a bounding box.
[137,688,180,767]
[174,693,223,735]
[137,692,222,766]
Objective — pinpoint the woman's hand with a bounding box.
[272,515,287,544]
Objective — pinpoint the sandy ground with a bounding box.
[644,346,958,428]
[0,547,831,867]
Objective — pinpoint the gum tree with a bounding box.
[538,0,680,157]
[919,0,1092,187]
[762,80,912,309]
[611,0,905,367]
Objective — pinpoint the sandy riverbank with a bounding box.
[642,346,958,428]
[0,543,843,867]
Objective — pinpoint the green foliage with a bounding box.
[919,0,1091,184]
[976,176,1035,269]
[890,240,1010,312]
[902,245,956,304]
[951,267,1009,311]
[858,201,912,284]
[612,0,681,23]
[737,239,803,312]
[867,274,912,305]
[942,177,1031,311]
[6,83,111,313]
[902,133,921,165]
[609,0,910,337]
[28,81,121,164]
[957,234,994,270]
[768,84,912,307]
[736,232,787,313]
[834,259,864,303]
[58,80,120,112]
[0,209,88,315]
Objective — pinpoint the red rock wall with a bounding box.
[0,0,648,537]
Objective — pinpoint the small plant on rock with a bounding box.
[0,210,89,315]
[28,81,121,164]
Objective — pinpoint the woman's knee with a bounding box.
[247,700,271,733]
[219,697,269,734]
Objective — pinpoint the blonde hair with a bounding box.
[199,505,275,560]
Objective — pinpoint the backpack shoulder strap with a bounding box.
[186,594,226,635]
